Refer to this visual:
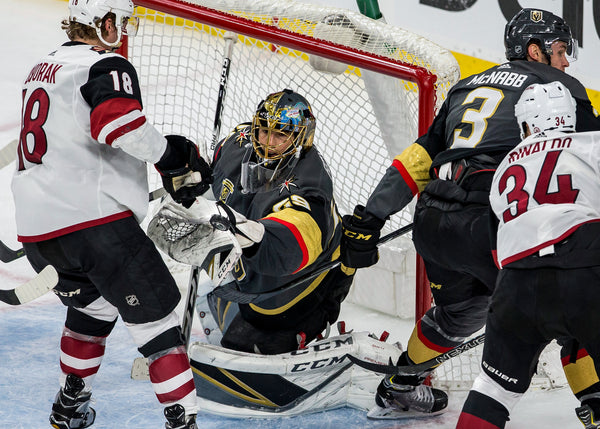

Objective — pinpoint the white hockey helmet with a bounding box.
[68,0,138,47]
[514,81,576,139]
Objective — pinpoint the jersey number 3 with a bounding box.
[18,88,50,171]
[498,150,579,223]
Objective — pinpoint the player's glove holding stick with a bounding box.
[341,204,385,268]
[154,135,212,207]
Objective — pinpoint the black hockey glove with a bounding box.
[155,135,212,207]
[341,205,385,268]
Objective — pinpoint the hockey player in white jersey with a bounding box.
[11,1,211,428]
[457,82,600,428]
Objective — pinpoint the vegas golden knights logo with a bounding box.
[219,178,235,204]
[530,10,543,23]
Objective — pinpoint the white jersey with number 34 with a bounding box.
[490,130,600,268]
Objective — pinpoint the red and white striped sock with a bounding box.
[148,345,197,414]
[59,327,106,391]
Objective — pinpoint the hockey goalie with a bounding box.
[147,194,403,418]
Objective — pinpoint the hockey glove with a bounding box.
[341,205,385,268]
[213,201,265,250]
[155,135,212,207]
[158,196,265,249]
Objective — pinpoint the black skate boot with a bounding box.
[576,403,600,428]
[164,404,198,429]
[49,374,96,429]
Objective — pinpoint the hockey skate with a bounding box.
[164,404,198,429]
[367,373,448,420]
[576,404,600,428]
[49,374,96,429]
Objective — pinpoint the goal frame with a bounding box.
[120,0,434,321]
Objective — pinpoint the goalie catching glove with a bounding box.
[158,196,265,251]
[341,205,385,268]
[154,135,212,207]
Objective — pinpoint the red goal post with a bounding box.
[123,0,460,323]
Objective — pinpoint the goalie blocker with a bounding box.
[187,331,402,417]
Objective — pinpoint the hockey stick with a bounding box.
[0,139,18,169]
[181,32,238,339]
[0,265,58,305]
[132,34,238,380]
[0,240,26,263]
[210,31,237,152]
[346,333,485,376]
[212,222,414,304]
[145,33,236,204]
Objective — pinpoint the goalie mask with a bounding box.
[514,81,576,139]
[504,8,577,62]
[242,89,316,193]
[68,0,138,48]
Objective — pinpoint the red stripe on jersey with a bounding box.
[61,336,105,359]
[491,249,500,269]
[456,412,502,429]
[500,220,600,267]
[149,350,193,384]
[90,97,142,141]
[18,211,133,243]
[104,115,146,146]
[416,319,453,354]
[562,348,590,366]
[392,159,419,196]
[155,379,196,404]
[267,217,309,274]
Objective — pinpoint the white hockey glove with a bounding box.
[146,195,232,268]
[159,196,265,249]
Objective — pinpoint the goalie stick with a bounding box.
[0,265,58,305]
[212,222,415,304]
[132,34,238,380]
[346,333,486,376]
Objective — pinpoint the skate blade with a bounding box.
[367,404,446,420]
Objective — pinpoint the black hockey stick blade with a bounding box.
[0,265,58,305]
[0,240,26,263]
[346,333,485,375]
[211,223,414,304]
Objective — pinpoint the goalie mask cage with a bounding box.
[121,0,532,391]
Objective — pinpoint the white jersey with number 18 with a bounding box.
[12,42,164,243]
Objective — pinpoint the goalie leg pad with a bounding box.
[187,331,402,418]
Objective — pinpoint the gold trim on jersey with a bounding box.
[265,207,323,269]
[396,143,432,193]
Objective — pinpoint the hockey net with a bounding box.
[121,0,571,393]
[126,0,459,315]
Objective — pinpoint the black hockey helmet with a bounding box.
[504,8,577,61]
[251,89,316,161]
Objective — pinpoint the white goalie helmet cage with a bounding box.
[68,0,137,46]
[514,81,577,139]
